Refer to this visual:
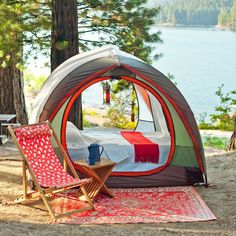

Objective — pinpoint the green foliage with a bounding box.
[166,73,177,86]
[198,123,215,130]
[231,90,236,105]
[198,85,236,131]
[0,1,51,66]
[1,0,161,75]
[82,108,102,127]
[230,0,236,26]
[24,71,47,92]
[104,87,135,128]
[112,80,131,94]
[1,0,161,68]
[0,0,162,127]
[79,0,162,63]
[203,136,228,149]
[83,117,92,127]
[218,8,230,25]
[198,112,215,130]
[110,79,138,123]
[123,122,137,130]
[85,109,98,116]
[210,84,235,130]
[104,107,130,129]
[55,40,69,50]
[155,0,233,26]
[215,0,236,26]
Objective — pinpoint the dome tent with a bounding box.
[30,46,207,187]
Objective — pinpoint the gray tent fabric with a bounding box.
[31,51,200,146]
[30,46,206,187]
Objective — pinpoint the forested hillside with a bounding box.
[218,0,236,26]
[154,0,233,26]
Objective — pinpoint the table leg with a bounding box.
[94,166,114,197]
[78,164,115,201]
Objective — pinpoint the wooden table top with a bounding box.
[75,158,115,169]
[0,114,16,122]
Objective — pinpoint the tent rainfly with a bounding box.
[30,46,207,188]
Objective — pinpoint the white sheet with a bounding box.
[68,128,171,172]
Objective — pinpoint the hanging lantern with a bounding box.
[103,82,111,105]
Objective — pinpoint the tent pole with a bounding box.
[203,174,208,188]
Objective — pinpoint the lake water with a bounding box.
[28,27,236,122]
[152,27,236,121]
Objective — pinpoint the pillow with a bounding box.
[66,121,98,149]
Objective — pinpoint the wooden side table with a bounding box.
[75,158,115,202]
[0,114,16,144]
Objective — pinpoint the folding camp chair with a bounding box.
[8,121,95,222]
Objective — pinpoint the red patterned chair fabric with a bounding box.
[15,123,52,140]
[14,124,85,188]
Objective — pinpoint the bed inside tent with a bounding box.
[66,79,171,173]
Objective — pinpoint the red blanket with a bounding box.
[121,131,159,163]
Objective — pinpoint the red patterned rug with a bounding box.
[52,186,216,224]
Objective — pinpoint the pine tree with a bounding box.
[51,0,83,129]
[78,0,162,62]
[1,0,161,127]
[0,2,25,123]
[51,0,162,128]
[0,1,50,124]
[230,0,236,26]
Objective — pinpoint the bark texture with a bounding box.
[0,64,28,124]
[0,67,15,114]
[228,117,236,150]
[12,68,28,125]
[51,0,78,71]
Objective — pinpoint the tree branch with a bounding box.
[79,38,112,44]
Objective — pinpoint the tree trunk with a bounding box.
[51,0,78,71]
[0,64,28,125]
[131,87,136,122]
[0,67,15,114]
[228,117,236,150]
[51,0,82,129]
[12,67,28,125]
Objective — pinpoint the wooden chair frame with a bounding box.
[8,121,95,222]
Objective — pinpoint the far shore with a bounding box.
[83,106,233,139]
[154,23,236,30]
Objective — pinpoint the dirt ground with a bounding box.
[0,141,236,236]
